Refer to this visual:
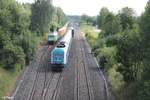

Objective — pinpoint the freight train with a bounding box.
[50,28,73,68]
[48,23,68,45]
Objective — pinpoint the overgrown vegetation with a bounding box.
[84,1,150,100]
[81,25,99,48]
[0,0,67,97]
[0,67,19,98]
[81,14,96,25]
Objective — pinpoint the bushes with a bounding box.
[94,27,143,96]
[0,28,25,69]
[86,32,97,48]
[84,1,150,99]
[108,65,125,91]
[94,5,149,99]
[0,0,67,97]
[18,32,38,64]
[82,25,99,49]
[2,43,25,69]
[0,67,19,97]
[0,0,38,70]
[137,80,150,100]
[97,46,117,71]
[116,26,143,82]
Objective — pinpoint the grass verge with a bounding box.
[0,67,20,99]
[81,24,99,48]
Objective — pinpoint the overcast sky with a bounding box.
[16,0,149,16]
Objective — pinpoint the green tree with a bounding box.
[97,7,109,29]
[0,0,37,69]
[103,13,121,36]
[118,7,135,30]
[95,5,147,100]
[81,14,95,25]
[138,80,150,100]
[30,0,54,35]
[0,27,25,69]
[51,7,67,28]
[116,25,142,82]
[140,0,150,81]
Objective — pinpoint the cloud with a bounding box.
[53,0,148,16]
[16,0,148,16]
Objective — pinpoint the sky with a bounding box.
[16,0,149,16]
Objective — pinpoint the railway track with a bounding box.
[27,46,50,100]
[54,28,109,100]
[80,37,95,100]
[75,31,94,100]
[11,45,64,100]
[40,62,54,100]
[10,27,111,100]
[11,45,49,100]
[81,31,109,100]
[26,45,64,100]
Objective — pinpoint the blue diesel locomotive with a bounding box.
[50,28,72,67]
[48,31,58,45]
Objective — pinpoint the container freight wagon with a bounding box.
[50,28,72,68]
[47,23,68,45]
[58,23,68,37]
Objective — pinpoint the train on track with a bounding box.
[48,23,68,45]
[50,27,73,68]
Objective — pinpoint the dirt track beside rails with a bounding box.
[10,28,114,100]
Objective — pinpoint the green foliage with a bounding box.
[17,31,38,64]
[0,30,25,69]
[140,1,150,73]
[51,7,67,27]
[81,14,96,25]
[108,65,125,91]
[30,0,67,35]
[137,80,150,100]
[0,0,27,69]
[81,25,99,48]
[0,67,19,98]
[102,13,121,35]
[118,7,135,30]
[97,8,122,36]
[97,7,109,28]
[94,3,150,99]
[116,25,142,82]
[140,0,150,36]
[1,43,25,69]
[0,0,40,70]
[30,0,54,35]
[97,46,117,70]
[0,0,67,96]
[139,2,150,97]
[105,34,120,46]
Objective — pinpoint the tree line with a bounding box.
[0,0,67,71]
[93,1,150,100]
